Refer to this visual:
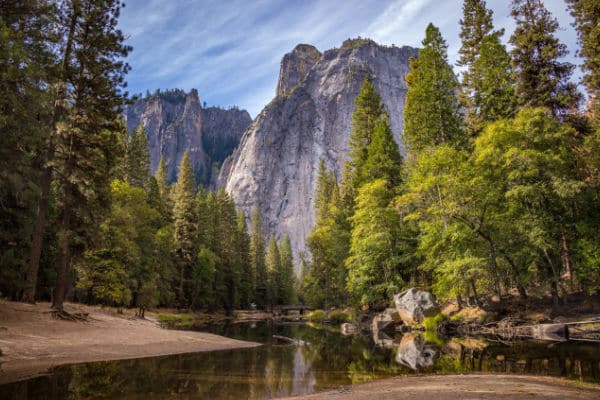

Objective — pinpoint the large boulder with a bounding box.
[395,334,438,370]
[394,288,439,325]
[372,308,402,333]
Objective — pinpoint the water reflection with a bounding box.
[395,334,438,370]
[1,322,599,399]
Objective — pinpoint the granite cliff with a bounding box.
[219,39,418,267]
[126,89,252,183]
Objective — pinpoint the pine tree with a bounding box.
[346,179,403,306]
[510,0,580,117]
[567,0,600,120]
[457,0,510,136]
[0,0,57,301]
[457,0,501,135]
[471,35,516,125]
[123,125,150,188]
[278,235,295,305]
[236,210,252,308]
[342,76,385,204]
[51,0,131,311]
[361,117,403,189]
[215,189,239,312]
[156,156,170,202]
[250,206,267,307]
[404,23,463,153]
[266,235,281,308]
[172,150,197,308]
[305,164,349,308]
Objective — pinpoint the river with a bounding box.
[1,321,599,399]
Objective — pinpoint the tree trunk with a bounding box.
[22,1,80,303]
[52,200,72,311]
[560,232,573,290]
[470,278,480,307]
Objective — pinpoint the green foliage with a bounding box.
[306,309,326,323]
[404,23,463,152]
[346,179,403,305]
[250,206,267,307]
[510,0,580,117]
[327,310,350,324]
[457,0,503,135]
[172,151,198,307]
[567,0,600,122]
[423,313,448,331]
[122,125,150,188]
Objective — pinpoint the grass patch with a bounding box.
[158,313,197,329]
[423,313,448,331]
[306,309,326,323]
[327,310,350,324]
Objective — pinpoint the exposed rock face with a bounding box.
[372,308,402,333]
[126,89,251,184]
[276,44,322,97]
[219,39,418,267]
[394,288,439,325]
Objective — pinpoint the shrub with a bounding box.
[307,309,326,323]
[327,310,349,324]
[423,313,447,331]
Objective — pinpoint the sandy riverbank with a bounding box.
[283,374,599,400]
[0,300,260,384]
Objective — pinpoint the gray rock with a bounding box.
[219,39,418,266]
[395,334,438,370]
[126,89,251,184]
[394,288,439,325]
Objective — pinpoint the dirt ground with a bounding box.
[283,374,600,400]
[0,300,260,384]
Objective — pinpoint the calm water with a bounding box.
[1,321,599,399]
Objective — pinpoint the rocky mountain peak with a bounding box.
[276,44,322,97]
[219,39,418,269]
[126,89,251,184]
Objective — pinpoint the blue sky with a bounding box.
[119,0,580,117]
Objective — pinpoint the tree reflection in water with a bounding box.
[1,321,598,399]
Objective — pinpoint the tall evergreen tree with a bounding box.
[172,151,197,308]
[404,23,463,153]
[236,210,252,308]
[567,0,600,120]
[266,235,281,308]
[471,35,516,125]
[510,0,580,117]
[250,206,267,307]
[123,125,150,188]
[0,0,57,301]
[278,235,295,305]
[341,76,385,204]
[457,0,501,134]
[50,0,131,311]
[361,117,403,189]
[346,179,403,306]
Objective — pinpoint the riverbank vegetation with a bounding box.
[300,0,600,312]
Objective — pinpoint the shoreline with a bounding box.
[0,300,261,384]
[283,374,600,400]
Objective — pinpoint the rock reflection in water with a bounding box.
[395,333,439,370]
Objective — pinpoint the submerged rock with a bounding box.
[394,288,439,325]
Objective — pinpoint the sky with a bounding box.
[118,0,580,118]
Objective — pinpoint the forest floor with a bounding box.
[0,300,260,384]
[283,374,600,399]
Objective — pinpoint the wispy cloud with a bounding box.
[119,0,580,117]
